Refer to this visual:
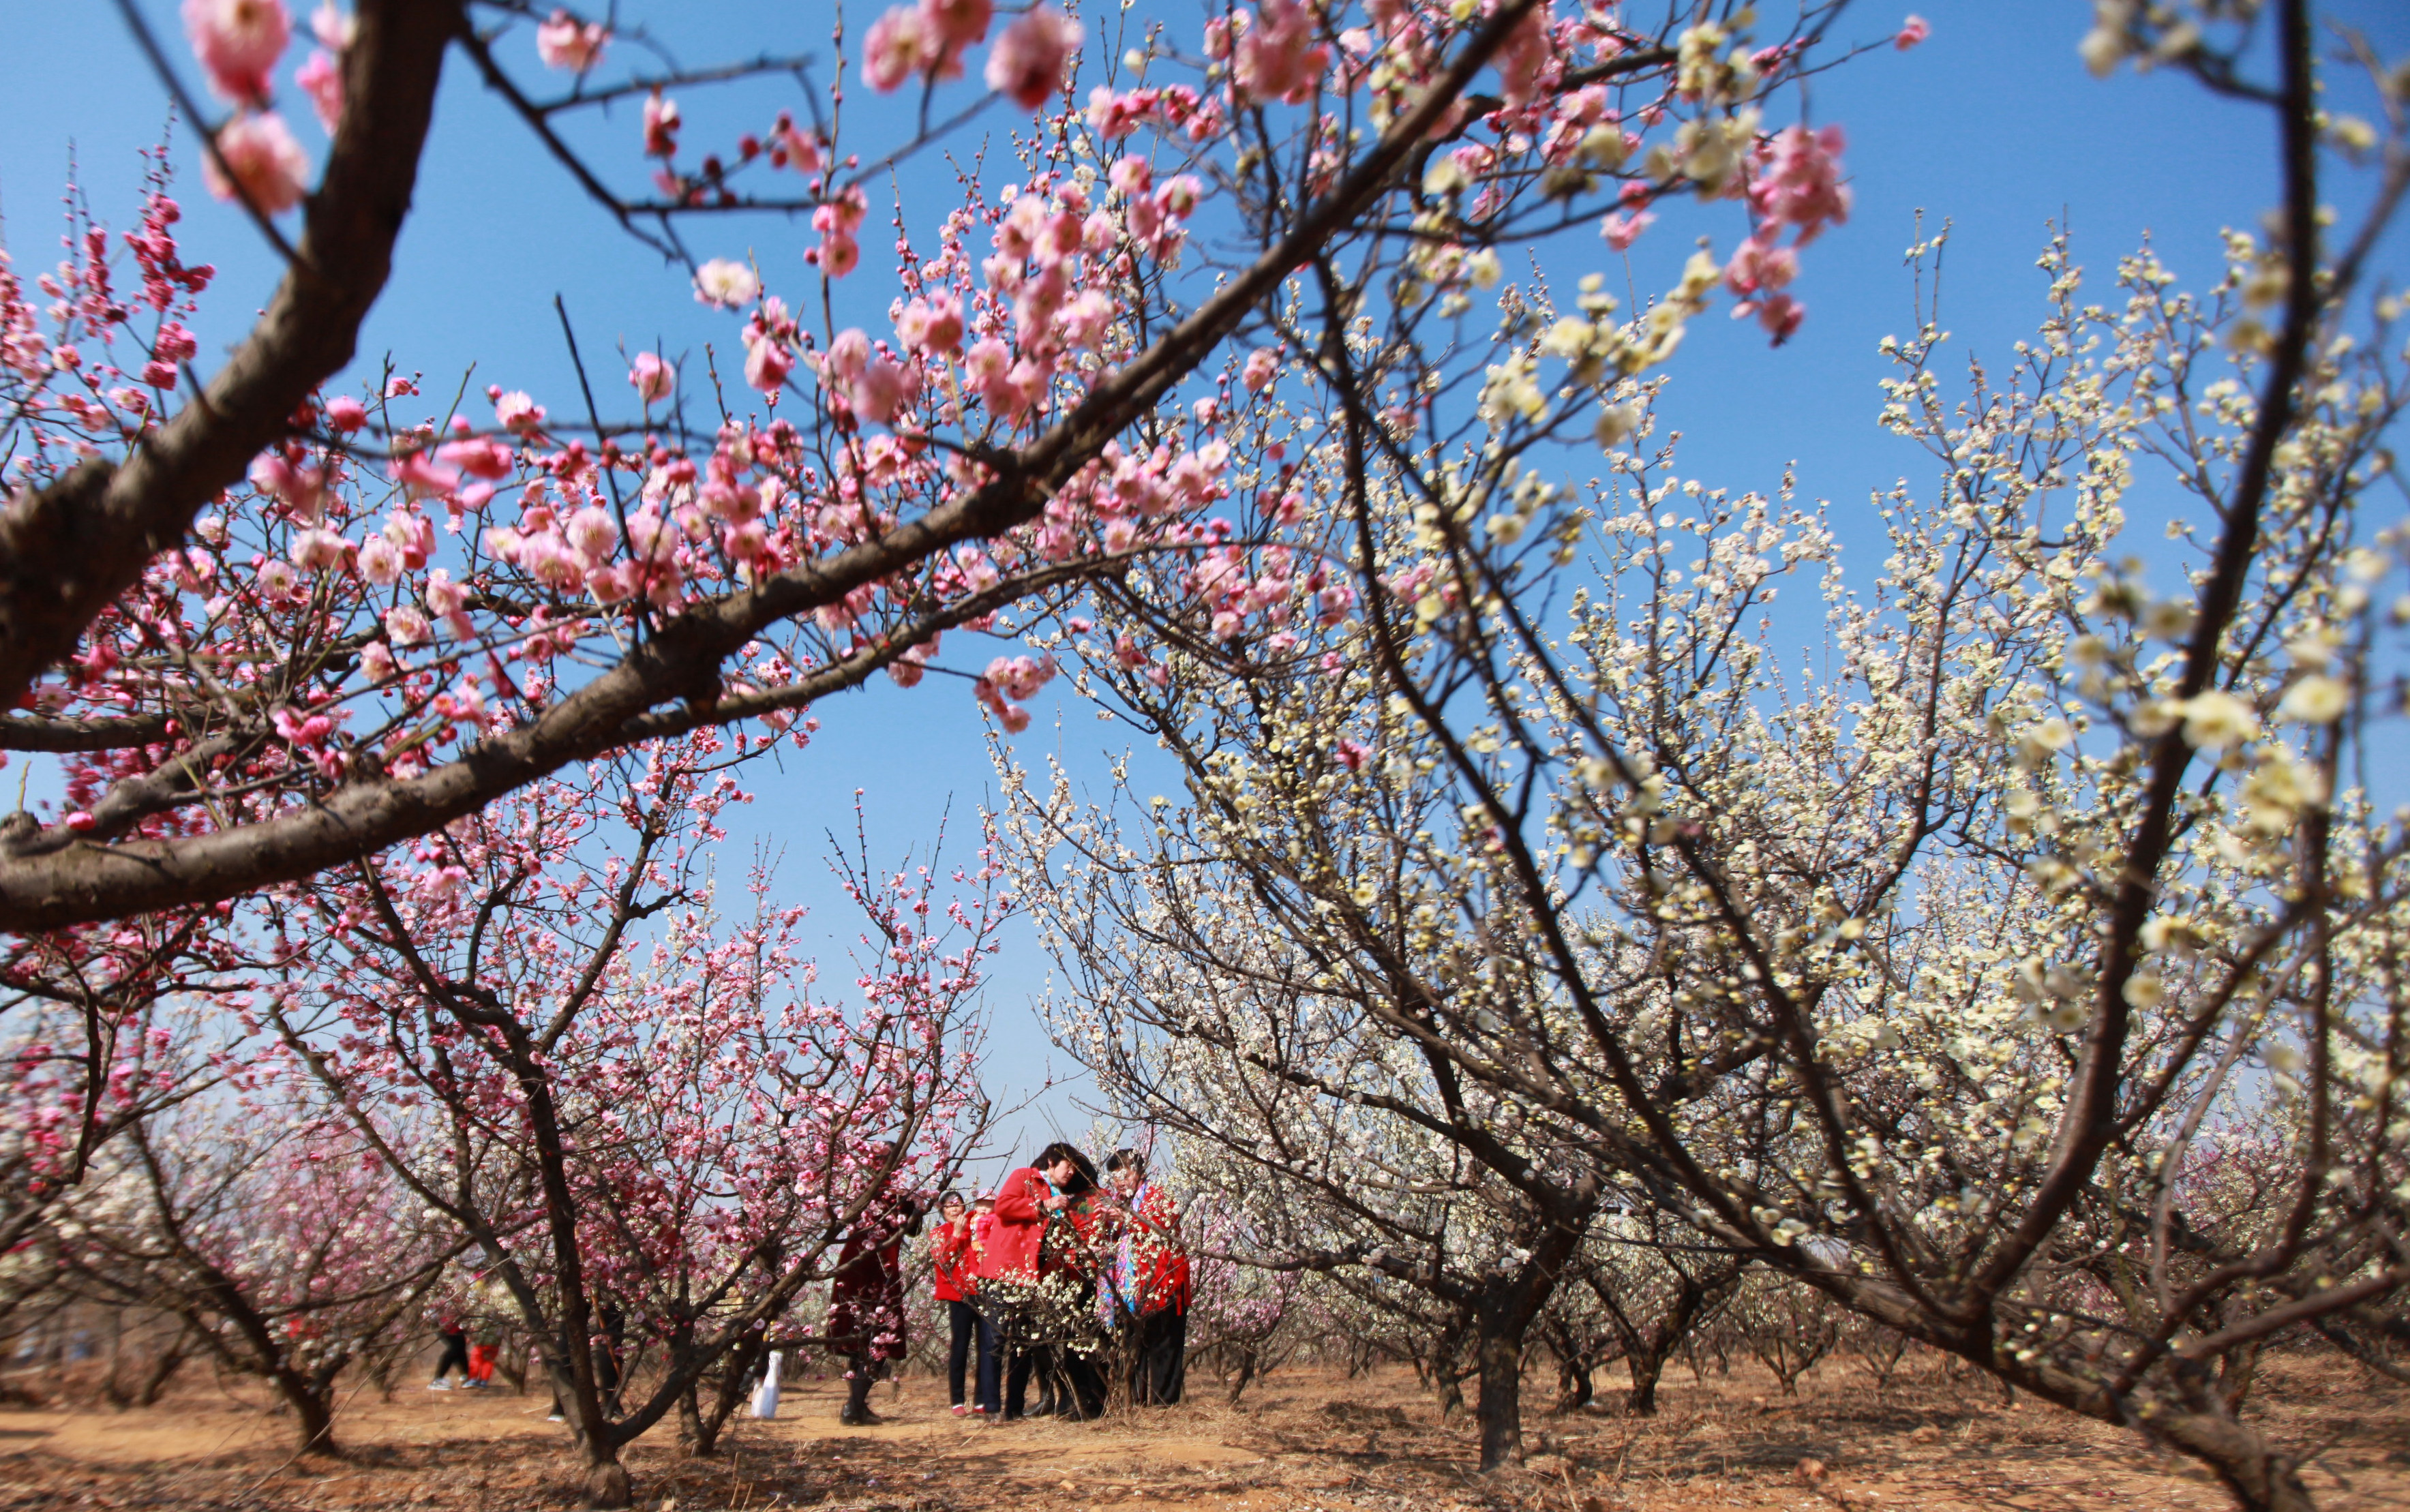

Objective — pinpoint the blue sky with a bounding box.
[4,1,2403,1181]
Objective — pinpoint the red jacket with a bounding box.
[974,1167,1049,1285]
[1118,1183,1191,1315]
[931,1219,974,1302]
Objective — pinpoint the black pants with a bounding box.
[946,1299,976,1407]
[974,1307,1006,1414]
[1004,1340,1051,1418]
[1134,1307,1186,1404]
[430,1331,469,1382]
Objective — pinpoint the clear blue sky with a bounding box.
[5,2,2403,1180]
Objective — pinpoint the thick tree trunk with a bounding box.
[1625,1348,1666,1416]
[1553,1354,1593,1414]
[2153,1405,2318,1512]
[678,1384,720,1457]
[272,1371,337,1457]
[1473,1327,1526,1470]
[582,1450,633,1510]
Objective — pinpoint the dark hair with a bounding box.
[937,1190,966,1212]
[1104,1149,1147,1181]
[1032,1141,1096,1194]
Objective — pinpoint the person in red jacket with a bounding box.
[1100,1149,1190,1404]
[928,1192,976,1416]
[974,1143,1095,1421]
[1038,1153,1109,1419]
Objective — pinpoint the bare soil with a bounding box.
[0,1353,2402,1511]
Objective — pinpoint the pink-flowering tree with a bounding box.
[44,1086,462,1454]
[0,0,1886,939]
[0,942,262,1312]
[1011,4,2409,1507]
[259,736,997,1505]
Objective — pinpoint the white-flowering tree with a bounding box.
[1007,4,2409,1506]
[1008,757,1622,1464]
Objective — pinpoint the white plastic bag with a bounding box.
[748,1349,783,1419]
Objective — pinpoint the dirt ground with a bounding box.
[0,1352,2403,1511]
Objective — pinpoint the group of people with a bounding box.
[421,1143,1190,1427]
[825,1143,1189,1425]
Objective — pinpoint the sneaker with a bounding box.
[546,1412,566,1423]
[951,1404,967,1417]
[427,1380,451,1391]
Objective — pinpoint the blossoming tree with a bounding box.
[0,0,1882,939]
[1001,3,2407,1505]
[256,738,999,1504]
[44,1086,462,1454]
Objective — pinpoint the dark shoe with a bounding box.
[837,1403,883,1426]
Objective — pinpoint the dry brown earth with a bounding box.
[0,1353,2402,1511]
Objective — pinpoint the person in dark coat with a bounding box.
[826,1185,929,1425]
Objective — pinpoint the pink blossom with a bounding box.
[356,534,401,585]
[1334,738,1371,774]
[537,9,609,72]
[384,605,431,646]
[1895,15,1930,50]
[1494,1,1558,108]
[1600,209,1655,251]
[888,641,934,688]
[440,436,515,477]
[255,558,300,601]
[290,527,347,571]
[1055,288,1113,350]
[1747,125,1850,244]
[565,504,619,564]
[423,569,466,617]
[1233,1,1330,106]
[324,395,367,432]
[984,5,1080,110]
[1722,234,1798,299]
[154,322,199,364]
[744,331,795,395]
[849,359,912,425]
[250,453,324,520]
[384,510,433,569]
[642,93,680,157]
[361,640,396,681]
[295,48,343,131]
[897,294,965,354]
[391,451,460,499]
[862,5,941,91]
[1241,347,1278,393]
[629,352,674,402]
[694,258,761,309]
[924,0,992,60]
[819,229,860,277]
[1745,291,1805,344]
[1109,155,1151,198]
[202,112,311,213]
[824,328,873,382]
[185,0,291,103]
[494,390,546,432]
[584,562,634,603]
[309,2,351,50]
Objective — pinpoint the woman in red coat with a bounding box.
[929,1192,976,1415]
[1100,1149,1189,1404]
[974,1142,1097,1420]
